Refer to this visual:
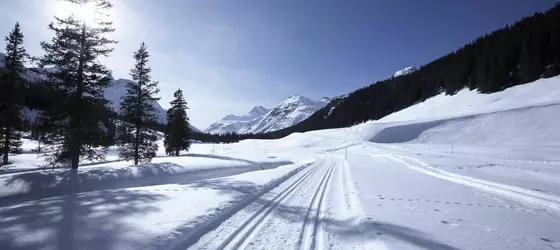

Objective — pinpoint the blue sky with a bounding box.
[0,0,556,128]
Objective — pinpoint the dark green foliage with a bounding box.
[0,23,28,166]
[37,0,116,168]
[117,43,160,165]
[190,131,250,144]
[164,89,191,156]
[253,4,560,139]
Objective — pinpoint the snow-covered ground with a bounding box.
[2,77,560,249]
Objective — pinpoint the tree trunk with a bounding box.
[175,149,179,156]
[71,14,88,169]
[134,123,139,165]
[2,127,10,165]
[37,133,43,154]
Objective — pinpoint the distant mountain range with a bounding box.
[205,95,330,134]
[0,53,201,132]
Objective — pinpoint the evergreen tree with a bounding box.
[518,38,542,83]
[37,0,116,168]
[164,89,191,156]
[0,23,28,166]
[117,43,160,165]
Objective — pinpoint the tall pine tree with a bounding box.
[37,0,116,168]
[0,23,28,166]
[117,43,160,165]
[164,89,191,156]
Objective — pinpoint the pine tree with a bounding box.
[164,89,191,156]
[0,23,28,166]
[37,0,116,168]
[518,38,542,83]
[117,43,160,165]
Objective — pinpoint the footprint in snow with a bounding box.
[440,220,460,227]
[540,237,552,243]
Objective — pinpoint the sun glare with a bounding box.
[53,1,107,25]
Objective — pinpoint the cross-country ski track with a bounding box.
[168,145,560,250]
[183,155,371,250]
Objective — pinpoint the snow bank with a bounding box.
[0,154,294,203]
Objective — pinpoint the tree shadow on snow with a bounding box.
[0,170,168,250]
[0,157,270,206]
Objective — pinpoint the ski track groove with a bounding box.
[386,154,560,214]
[212,158,325,250]
[298,156,336,250]
[310,157,336,250]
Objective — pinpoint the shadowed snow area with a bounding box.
[0,152,294,203]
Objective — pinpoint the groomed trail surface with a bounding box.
[184,155,381,250]
[344,144,560,250]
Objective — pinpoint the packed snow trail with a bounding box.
[185,155,379,250]
[345,148,560,250]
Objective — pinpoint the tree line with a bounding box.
[0,0,192,168]
[255,3,560,139]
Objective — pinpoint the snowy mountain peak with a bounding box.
[248,106,269,116]
[282,95,316,106]
[393,66,417,78]
[205,95,329,134]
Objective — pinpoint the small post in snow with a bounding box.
[212,145,215,155]
[345,146,348,160]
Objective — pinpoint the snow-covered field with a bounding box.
[1,77,560,249]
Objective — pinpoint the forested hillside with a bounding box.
[261,3,560,139]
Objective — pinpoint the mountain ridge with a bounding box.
[205,95,329,134]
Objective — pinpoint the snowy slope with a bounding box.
[392,66,417,77]
[381,75,560,123]
[316,76,560,146]
[204,106,270,134]
[205,95,329,134]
